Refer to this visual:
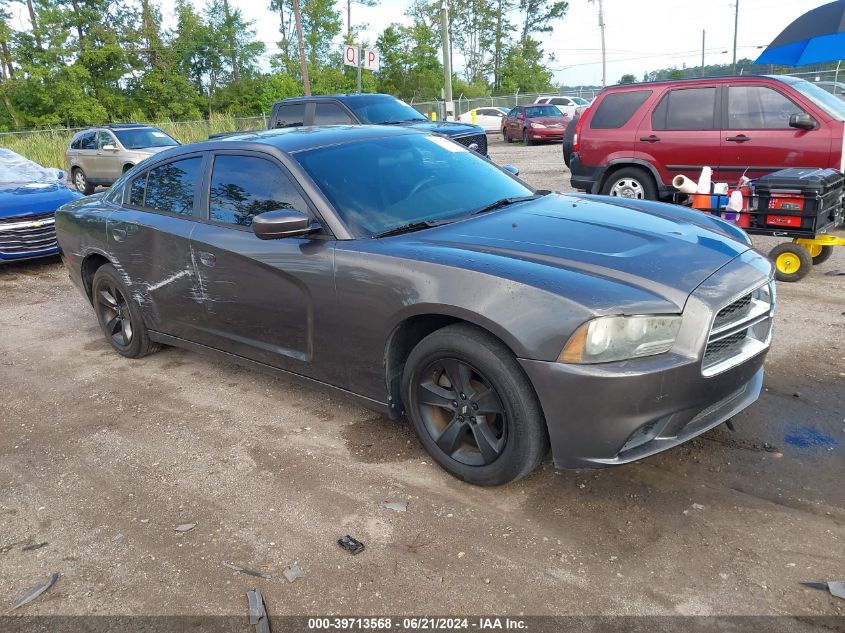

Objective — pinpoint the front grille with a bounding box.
[0,212,57,255]
[454,133,487,155]
[702,283,774,377]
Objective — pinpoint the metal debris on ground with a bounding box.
[283,563,305,583]
[0,540,26,555]
[11,572,60,610]
[338,535,365,555]
[246,588,271,633]
[174,523,197,533]
[405,532,433,554]
[222,561,272,579]
[21,542,49,552]
[801,580,845,600]
[824,270,845,276]
[380,501,408,512]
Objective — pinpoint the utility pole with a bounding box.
[701,29,705,76]
[293,0,311,95]
[598,0,606,88]
[347,0,352,41]
[440,0,453,120]
[732,0,739,74]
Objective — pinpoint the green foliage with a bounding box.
[617,73,636,85]
[498,37,554,94]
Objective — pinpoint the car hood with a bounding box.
[529,116,570,126]
[402,193,753,310]
[394,119,485,137]
[0,182,82,219]
[132,146,173,156]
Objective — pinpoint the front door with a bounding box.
[635,85,722,186]
[719,83,832,182]
[96,131,123,184]
[108,153,208,340]
[189,151,341,385]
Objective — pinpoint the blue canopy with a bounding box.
[756,0,845,66]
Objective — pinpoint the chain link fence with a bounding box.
[407,90,602,120]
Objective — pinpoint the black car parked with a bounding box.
[56,125,774,486]
[269,93,489,155]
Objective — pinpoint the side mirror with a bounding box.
[102,144,118,151]
[789,113,817,130]
[516,114,525,120]
[502,165,520,176]
[252,209,313,240]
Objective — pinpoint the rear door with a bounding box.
[108,153,207,340]
[189,151,341,384]
[635,85,722,185]
[719,83,831,181]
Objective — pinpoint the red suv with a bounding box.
[570,75,845,200]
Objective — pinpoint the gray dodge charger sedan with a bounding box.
[55,125,775,486]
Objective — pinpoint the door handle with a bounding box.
[197,251,216,268]
[726,135,751,142]
[639,135,661,143]
[110,228,126,242]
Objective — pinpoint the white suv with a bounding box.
[533,96,591,118]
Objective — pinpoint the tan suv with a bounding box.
[65,124,179,194]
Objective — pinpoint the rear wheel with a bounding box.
[803,242,834,266]
[770,242,812,282]
[92,264,160,358]
[600,166,657,200]
[73,168,94,195]
[402,324,549,486]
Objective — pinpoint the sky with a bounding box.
[208,0,831,87]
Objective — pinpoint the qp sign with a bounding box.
[343,45,358,68]
[363,49,379,71]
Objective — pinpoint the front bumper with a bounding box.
[528,128,566,141]
[521,250,774,469]
[0,213,59,263]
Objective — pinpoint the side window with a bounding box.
[208,155,309,227]
[97,132,116,149]
[727,86,804,129]
[590,90,652,129]
[314,102,354,125]
[652,87,717,130]
[273,103,306,128]
[78,131,97,150]
[144,157,202,215]
[129,172,147,207]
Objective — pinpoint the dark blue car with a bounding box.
[0,149,82,264]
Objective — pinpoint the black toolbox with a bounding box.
[751,168,844,236]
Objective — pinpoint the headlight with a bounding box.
[530,122,547,129]
[559,315,682,364]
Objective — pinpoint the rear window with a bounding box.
[652,87,717,130]
[590,90,652,129]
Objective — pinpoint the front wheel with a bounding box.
[523,129,534,146]
[770,242,812,282]
[600,166,657,200]
[503,127,512,143]
[92,264,160,358]
[402,324,549,486]
[73,168,94,195]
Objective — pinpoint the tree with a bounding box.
[518,0,567,43]
[498,36,553,93]
[617,73,635,84]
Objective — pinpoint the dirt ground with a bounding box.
[1,136,844,619]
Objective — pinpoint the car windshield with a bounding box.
[779,76,845,121]
[113,128,179,149]
[0,148,63,184]
[344,96,429,124]
[293,133,533,237]
[571,97,589,105]
[525,105,562,117]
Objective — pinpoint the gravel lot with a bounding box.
[1,136,844,618]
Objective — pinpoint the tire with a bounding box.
[503,127,512,143]
[402,324,549,486]
[600,166,657,201]
[806,243,834,266]
[523,129,534,146]
[73,167,94,195]
[91,264,160,358]
[769,242,812,282]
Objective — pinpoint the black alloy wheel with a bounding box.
[416,357,507,466]
[96,280,134,348]
[91,264,160,358]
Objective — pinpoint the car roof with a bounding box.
[71,123,157,137]
[158,125,427,157]
[276,93,398,104]
[600,74,796,92]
